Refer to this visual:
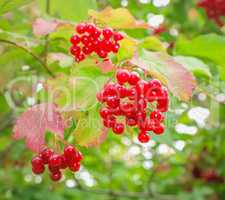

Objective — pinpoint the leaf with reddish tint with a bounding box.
[88,7,148,29]
[97,60,115,73]
[130,50,197,101]
[72,105,109,147]
[33,18,60,37]
[13,103,66,153]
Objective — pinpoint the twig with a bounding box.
[44,0,50,65]
[0,39,54,77]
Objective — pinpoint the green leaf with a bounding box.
[46,59,110,111]
[175,34,225,80]
[139,36,166,52]
[38,0,97,21]
[72,104,108,147]
[131,50,197,101]
[0,0,32,15]
[174,56,212,79]
[117,38,137,62]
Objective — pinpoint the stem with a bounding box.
[44,0,50,65]
[0,39,54,77]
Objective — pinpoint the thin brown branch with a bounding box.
[0,39,55,77]
[74,175,177,200]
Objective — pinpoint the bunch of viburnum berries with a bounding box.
[70,23,124,62]
[97,69,169,143]
[31,146,83,182]
[197,0,225,26]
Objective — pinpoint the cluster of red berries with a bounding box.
[192,166,224,183]
[31,145,83,182]
[97,69,169,143]
[197,0,225,26]
[70,23,124,62]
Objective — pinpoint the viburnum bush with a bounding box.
[11,2,225,186]
[1,1,225,199]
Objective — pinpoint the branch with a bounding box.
[74,176,176,200]
[0,39,55,77]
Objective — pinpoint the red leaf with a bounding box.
[97,60,115,73]
[33,18,59,36]
[131,51,196,101]
[13,103,66,153]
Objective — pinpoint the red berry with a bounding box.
[112,123,124,134]
[40,148,54,164]
[153,124,165,134]
[126,117,137,126]
[97,49,108,58]
[106,96,120,108]
[127,87,138,100]
[92,38,101,47]
[146,88,161,102]
[137,98,147,111]
[150,110,164,122]
[149,79,162,89]
[128,72,140,85]
[103,116,116,128]
[116,69,130,85]
[74,151,83,162]
[48,164,59,173]
[100,107,112,118]
[69,162,80,172]
[92,29,101,38]
[86,24,96,34]
[32,165,45,174]
[136,80,149,96]
[70,35,80,44]
[75,54,85,62]
[120,102,136,117]
[103,83,118,96]
[32,156,44,167]
[76,23,87,34]
[114,32,124,41]
[70,46,80,56]
[138,132,150,143]
[103,28,113,39]
[50,171,62,182]
[49,154,62,169]
[81,35,89,45]
[82,46,93,55]
[60,155,67,169]
[111,43,120,53]
[111,107,122,116]
[115,84,127,98]
[64,145,76,159]
[102,39,113,52]
[157,88,169,112]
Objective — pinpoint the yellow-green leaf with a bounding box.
[117,38,137,61]
[88,7,148,29]
[139,36,166,52]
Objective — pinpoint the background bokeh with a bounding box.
[0,0,225,200]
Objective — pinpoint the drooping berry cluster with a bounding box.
[31,145,83,182]
[97,69,169,143]
[70,23,124,62]
[197,0,225,26]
